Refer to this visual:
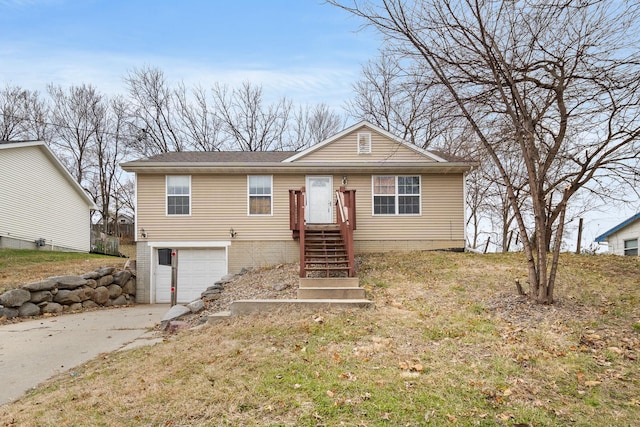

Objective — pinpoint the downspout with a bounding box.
[463,171,468,250]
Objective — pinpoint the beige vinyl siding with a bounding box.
[136,174,306,242]
[136,172,465,243]
[295,126,435,163]
[0,146,91,252]
[349,173,465,241]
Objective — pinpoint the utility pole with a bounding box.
[575,218,583,255]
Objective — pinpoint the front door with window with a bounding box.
[306,176,333,223]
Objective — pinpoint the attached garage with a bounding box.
[153,245,228,304]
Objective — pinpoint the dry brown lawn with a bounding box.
[1,251,639,426]
[0,245,135,292]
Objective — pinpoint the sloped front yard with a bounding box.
[0,247,133,294]
[1,251,639,426]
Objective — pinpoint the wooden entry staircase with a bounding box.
[289,186,366,301]
[303,225,350,278]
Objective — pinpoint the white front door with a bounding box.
[306,176,333,223]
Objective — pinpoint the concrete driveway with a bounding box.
[0,304,169,406]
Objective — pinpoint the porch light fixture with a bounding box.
[342,176,348,185]
[140,228,148,238]
[229,228,237,238]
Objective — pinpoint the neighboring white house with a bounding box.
[0,141,97,252]
[595,213,640,256]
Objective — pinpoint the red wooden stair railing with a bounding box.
[289,186,356,278]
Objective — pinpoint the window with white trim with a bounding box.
[357,132,371,154]
[372,175,421,215]
[624,238,638,256]
[248,175,273,215]
[166,175,190,215]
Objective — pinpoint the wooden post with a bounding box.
[298,188,306,278]
[575,217,583,254]
[484,237,491,254]
[170,249,178,306]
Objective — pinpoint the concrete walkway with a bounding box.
[0,304,169,406]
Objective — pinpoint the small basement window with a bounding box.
[624,239,638,256]
[357,132,371,154]
[158,248,172,266]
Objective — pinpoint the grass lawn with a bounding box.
[0,246,135,293]
[1,251,639,426]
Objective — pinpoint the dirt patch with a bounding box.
[183,263,299,325]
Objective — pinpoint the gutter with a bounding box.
[120,161,477,175]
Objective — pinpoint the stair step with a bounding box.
[307,252,347,258]
[306,224,341,230]
[297,287,366,300]
[304,266,351,272]
[305,259,349,264]
[299,277,360,288]
[305,242,342,246]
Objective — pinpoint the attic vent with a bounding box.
[357,132,371,154]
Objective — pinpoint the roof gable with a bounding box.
[283,121,447,163]
[595,212,640,242]
[0,141,97,209]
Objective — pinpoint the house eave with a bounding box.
[594,212,640,242]
[120,161,476,175]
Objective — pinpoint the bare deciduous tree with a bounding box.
[346,53,449,147]
[174,84,223,151]
[212,81,292,151]
[0,85,48,141]
[90,96,129,231]
[289,103,345,150]
[48,83,104,186]
[332,0,640,303]
[125,66,183,155]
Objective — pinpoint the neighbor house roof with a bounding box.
[594,213,640,242]
[0,140,97,209]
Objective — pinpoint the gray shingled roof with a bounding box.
[139,151,296,163]
[0,140,41,145]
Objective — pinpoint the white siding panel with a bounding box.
[607,220,640,256]
[0,146,91,252]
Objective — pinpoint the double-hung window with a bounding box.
[373,175,421,215]
[166,175,190,215]
[248,175,272,215]
[624,238,638,256]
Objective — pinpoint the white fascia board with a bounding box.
[146,241,231,248]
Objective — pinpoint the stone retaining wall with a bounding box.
[0,266,136,319]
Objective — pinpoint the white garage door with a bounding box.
[155,248,227,303]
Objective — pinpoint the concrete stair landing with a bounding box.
[206,275,371,322]
[297,277,365,299]
[228,298,373,316]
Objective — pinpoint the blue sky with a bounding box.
[0,0,379,107]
